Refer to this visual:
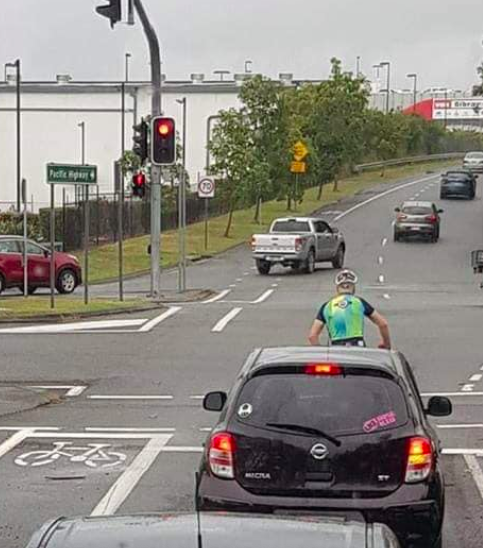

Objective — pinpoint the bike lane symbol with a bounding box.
[15,441,127,468]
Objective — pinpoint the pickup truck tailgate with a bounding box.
[253,234,299,253]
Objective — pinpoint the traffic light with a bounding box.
[133,119,149,164]
[95,0,122,28]
[132,172,146,198]
[152,116,176,166]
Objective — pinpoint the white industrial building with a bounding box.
[0,72,474,211]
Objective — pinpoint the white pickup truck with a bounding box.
[251,217,345,275]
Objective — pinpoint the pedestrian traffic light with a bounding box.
[132,172,146,198]
[133,119,149,165]
[95,0,122,28]
[151,116,176,166]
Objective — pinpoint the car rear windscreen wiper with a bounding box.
[265,422,341,447]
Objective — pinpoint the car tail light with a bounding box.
[295,237,303,252]
[405,437,433,483]
[305,363,343,375]
[425,215,437,223]
[397,214,407,221]
[250,236,256,250]
[209,432,236,479]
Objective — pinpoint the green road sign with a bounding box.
[47,163,98,185]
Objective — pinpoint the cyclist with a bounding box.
[308,269,391,349]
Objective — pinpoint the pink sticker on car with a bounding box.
[363,411,397,433]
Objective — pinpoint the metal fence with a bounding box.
[353,152,465,173]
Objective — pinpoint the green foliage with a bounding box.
[0,212,43,240]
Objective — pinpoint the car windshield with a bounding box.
[235,372,409,436]
[271,221,311,233]
[401,206,432,215]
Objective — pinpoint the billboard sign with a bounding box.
[433,98,483,120]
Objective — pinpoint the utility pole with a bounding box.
[407,73,417,114]
[78,121,89,304]
[177,98,187,292]
[5,60,21,211]
[133,0,162,298]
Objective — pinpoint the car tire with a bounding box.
[394,230,400,242]
[304,249,316,274]
[432,533,442,548]
[0,274,5,295]
[332,247,345,269]
[256,259,271,276]
[56,268,77,294]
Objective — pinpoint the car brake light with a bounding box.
[250,236,256,250]
[304,363,342,375]
[397,214,407,221]
[425,215,437,223]
[295,237,303,252]
[405,437,433,483]
[209,432,236,479]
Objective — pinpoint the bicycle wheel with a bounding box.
[15,450,63,467]
[84,450,127,468]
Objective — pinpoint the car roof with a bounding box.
[400,200,433,208]
[272,217,318,223]
[26,512,378,548]
[248,346,400,377]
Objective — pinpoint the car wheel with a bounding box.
[0,274,5,295]
[256,259,271,276]
[28,286,38,295]
[56,268,77,294]
[332,247,345,269]
[304,249,316,274]
[393,230,400,242]
[432,533,442,548]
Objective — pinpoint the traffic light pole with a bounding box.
[133,0,162,298]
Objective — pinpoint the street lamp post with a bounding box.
[5,60,21,211]
[78,122,89,304]
[244,60,253,74]
[356,56,361,77]
[125,52,132,83]
[407,73,417,113]
[176,98,187,292]
[380,61,391,113]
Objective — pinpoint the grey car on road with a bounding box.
[394,201,443,243]
[463,151,483,173]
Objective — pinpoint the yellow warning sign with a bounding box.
[293,140,308,162]
[290,161,307,174]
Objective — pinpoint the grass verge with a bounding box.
[81,161,455,283]
[0,297,152,320]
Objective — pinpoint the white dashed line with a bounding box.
[470,374,483,383]
[88,395,174,401]
[378,275,385,284]
[243,272,250,276]
[85,427,176,433]
[212,307,243,333]
[421,392,483,397]
[251,289,275,304]
[437,424,483,429]
[203,289,231,304]
[138,307,182,332]
[382,238,388,247]
[464,455,483,502]
[461,384,475,392]
[383,294,391,300]
[236,278,243,282]
[378,256,384,265]
[190,395,204,400]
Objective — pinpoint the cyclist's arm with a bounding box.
[368,311,391,349]
[308,319,325,346]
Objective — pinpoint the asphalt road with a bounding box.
[1,170,483,547]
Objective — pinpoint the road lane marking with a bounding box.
[470,374,483,382]
[90,435,172,516]
[29,432,167,439]
[464,454,483,501]
[0,319,147,335]
[378,256,384,265]
[461,384,475,392]
[443,449,483,455]
[85,427,176,433]
[88,395,173,401]
[29,385,87,397]
[0,427,60,431]
[190,395,204,400]
[251,289,275,304]
[334,175,437,222]
[382,238,388,246]
[0,429,34,460]
[236,278,243,282]
[421,391,483,397]
[203,289,231,304]
[212,307,243,333]
[378,275,385,284]
[271,283,278,287]
[383,294,391,300]
[138,307,181,332]
[437,424,483,429]
[161,446,204,453]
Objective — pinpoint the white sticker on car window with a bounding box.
[238,403,253,419]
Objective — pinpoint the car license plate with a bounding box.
[266,256,283,262]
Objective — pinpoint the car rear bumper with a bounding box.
[463,164,483,172]
[395,224,435,235]
[253,252,303,264]
[199,474,443,547]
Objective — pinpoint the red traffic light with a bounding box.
[133,172,146,187]
[155,118,174,137]
[151,116,176,166]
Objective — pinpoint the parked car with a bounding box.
[0,236,81,294]
[463,151,483,172]
[25,512,401,548]
[440,170,476,199]
[199,346,452,548]
[394,201,443,242]
[251,217,345,275]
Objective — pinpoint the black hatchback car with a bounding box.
[440,170,476,199]
[199,347,452,548]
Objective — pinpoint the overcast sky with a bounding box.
[1,0,482,91]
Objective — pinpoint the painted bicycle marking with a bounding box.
[14,442,127,468]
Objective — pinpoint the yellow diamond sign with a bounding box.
[293,140,308,161]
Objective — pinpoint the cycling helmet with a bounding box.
[334,269,358,286]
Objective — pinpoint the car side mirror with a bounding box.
[203,391,227,412]
[437,209,444,214]
[43,250,50,258]
[426,396,452,417]
[331,227,339,234]
[394,207,401,213]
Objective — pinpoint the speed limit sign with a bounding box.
[198,176,215,198]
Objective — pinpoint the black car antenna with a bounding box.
[195,472,203,548]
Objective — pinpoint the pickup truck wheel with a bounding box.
[332,247,345,269]
[0,274,5,295]
[304,249,315,274]
[256,259,271,275]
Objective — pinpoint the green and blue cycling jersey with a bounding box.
[316,294,375,342]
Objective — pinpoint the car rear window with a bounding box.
[271,221,310,233]
[466,152,483,159]
[401,206,431,215]
[445,174,469,181]
[235,372,409,436]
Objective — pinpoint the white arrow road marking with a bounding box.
[212,307,243,333]
[461,384,475,392]
[138,307,181,332]
[91,435,172,516]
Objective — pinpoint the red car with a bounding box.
[0,236,82,295]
